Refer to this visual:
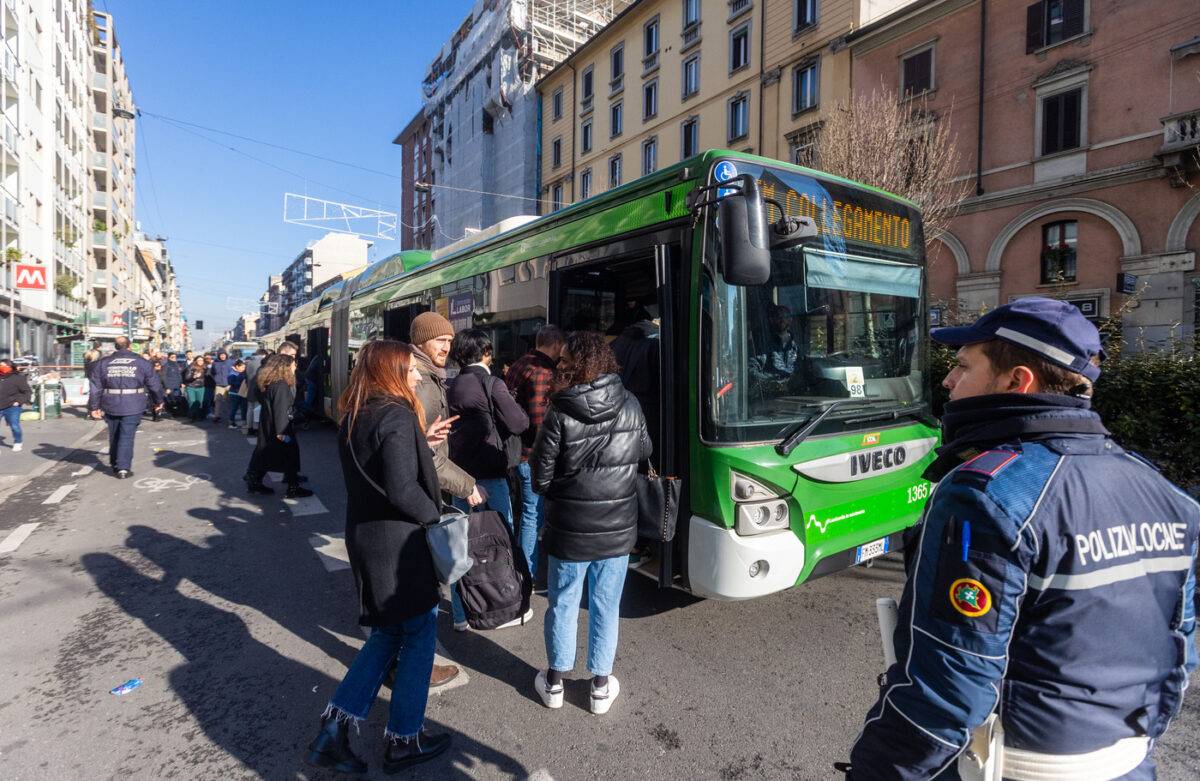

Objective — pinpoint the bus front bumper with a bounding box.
[686,516,805,600]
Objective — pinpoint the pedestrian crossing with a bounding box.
[309,533,350,572]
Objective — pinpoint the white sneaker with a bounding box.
[589,675,620,715]
[11,443,21,452]
[453,620,469,632]
[496,607,534,629]
[535,670,564,709]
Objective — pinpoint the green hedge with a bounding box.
[929,342,1200,487]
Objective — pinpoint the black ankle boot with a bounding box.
[285,483,314,498]
[305,714,367,774]
[383,728,451,774]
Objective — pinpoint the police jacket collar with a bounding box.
[926,393,1109,481]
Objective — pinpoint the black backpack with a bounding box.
[455,508,533,629]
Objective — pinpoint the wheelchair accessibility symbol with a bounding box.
[715,161,739,198]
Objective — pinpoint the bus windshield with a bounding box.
[703,165,926,445]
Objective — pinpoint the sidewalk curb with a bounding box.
[0,423,105,504]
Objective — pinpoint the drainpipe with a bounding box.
[756,2,766,154]
[570,63,578,204]
[535,92,543,215]
[975,0,987,196]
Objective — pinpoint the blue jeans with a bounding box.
[228,394,247,424]
[201,386,214,418]
[2,406,22,444]
[451,476,513,625]
[515,461,544,580]
[544,554,628,677]
[327,605,438,738]
[105,413,141,471]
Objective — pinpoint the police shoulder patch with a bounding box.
[956,449,1019,480]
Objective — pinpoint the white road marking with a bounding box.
[43,484,77,504]
[0,523,41,553]
[98,446,110,455]
[285,495,328,516]
[309,533,350,572]
[70,464,94,477]
[133,474,209,493]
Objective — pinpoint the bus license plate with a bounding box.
[855,537,890,564]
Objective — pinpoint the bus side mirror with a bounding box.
[719,175,771,286]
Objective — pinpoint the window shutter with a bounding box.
[1062,89,1081,150]
[1062,0,1085,39]
[903,56,918,94]
[1026,1,1045,53]
[1042,94,1061,154]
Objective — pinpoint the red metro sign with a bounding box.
[14,264,48,290]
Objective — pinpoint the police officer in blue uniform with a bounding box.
[88,336,164,479]
[846,298,1198,780]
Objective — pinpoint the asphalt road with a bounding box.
[0,415,1197,780]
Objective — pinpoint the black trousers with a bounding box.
[105,413,141,471]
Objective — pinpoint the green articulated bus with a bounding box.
[267,149,938,600]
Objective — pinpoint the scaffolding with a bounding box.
[527,0,622,73]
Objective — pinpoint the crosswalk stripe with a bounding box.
[309,533,351,572]
[285,495,328,516]
[0,523,41,553]
[43,484,77,504]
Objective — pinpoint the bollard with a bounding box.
[875,597,899,669]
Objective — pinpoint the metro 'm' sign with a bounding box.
[14,264,47,290]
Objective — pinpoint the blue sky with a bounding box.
[106,0,475,347]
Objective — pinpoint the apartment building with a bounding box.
[395,109,434,250]
[133,232,186,351]
[258,274,284,335]
[277,231,372,321]
[849,0,1200,345]
[232,311,257,342]
[0,0,94,363]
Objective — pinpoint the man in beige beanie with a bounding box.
[409,311,482,689]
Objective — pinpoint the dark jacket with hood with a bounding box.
[447,364,529,480]
[0,369,32,408]
[531,373,651,561]
[611,319,661,452]
[339,397,442,625]
[160,360,183,390]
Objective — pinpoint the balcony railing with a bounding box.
[92,73,108,91]
[729,0,751,17]
[92,192,109,210]
[91,151,106,169]
[2,115,17,154]
[1161,109,1200,154]
[3,193,16,225]
[92,112,108,131]
[2,43,15,83]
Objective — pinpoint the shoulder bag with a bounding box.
[636,464,681,542]
[482,373,523,471]
[345,430,473,585]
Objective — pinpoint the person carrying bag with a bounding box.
[305,340,460,775]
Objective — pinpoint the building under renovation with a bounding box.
[396,0,626,250]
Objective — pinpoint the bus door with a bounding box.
[383,303,430,341]
[305,326,330,417]
[329,302,350,413]
[550,234,686,588]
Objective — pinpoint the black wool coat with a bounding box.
[252,380,299,474]
[339,398,442,625]
[531,373,651,562]
[447,364,529,480]
[0,371,32,409]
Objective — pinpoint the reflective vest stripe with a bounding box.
[1029,555,1193,591]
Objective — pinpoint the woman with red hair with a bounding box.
[305,340,454,774]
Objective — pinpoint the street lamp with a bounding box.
[112,106,137,120]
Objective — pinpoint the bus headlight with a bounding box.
[730,472,779,502]
[736,499,790,535]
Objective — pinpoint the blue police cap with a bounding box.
[931,297,1103,381]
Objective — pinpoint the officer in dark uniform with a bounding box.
[88,336,164,478]
[847,298,1198,780]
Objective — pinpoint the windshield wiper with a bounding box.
[775,399,864,457]
[842,403,939,429]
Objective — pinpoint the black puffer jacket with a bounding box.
[531,373,651,561]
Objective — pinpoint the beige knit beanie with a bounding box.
[409,311,455,345]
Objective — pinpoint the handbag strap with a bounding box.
[480,372,508,442]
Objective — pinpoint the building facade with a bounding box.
[232,311,257,342]
[395,109,434,250]
[278,231,372,321]
[258,274,284,335]
[850,0,1200,345]
[399,1,627,249]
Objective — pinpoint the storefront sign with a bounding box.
[449,293,474,331]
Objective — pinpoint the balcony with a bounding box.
[728,0,752,19]
[92,73,108,92]
[1,115,17,159]
[92,112,108,131]
[92,192,109,211]
[91,151,107,169]
[2,42,15,85]
[2,191,16,227]
[1161,109,1199,156]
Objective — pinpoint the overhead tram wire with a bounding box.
[136,118,170,237]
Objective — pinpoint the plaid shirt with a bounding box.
[505,349,558,458]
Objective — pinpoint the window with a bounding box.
[792,60,818,114]
[580,119,593,153]
[552,88,563,120]
[1040,87,1082,155]
[580,168,593,200]
[795,0,818,32]
[1026,0,1085,52]
[1040,220,1077,283]
[581,66,594,106]
[611,44,624,87]
[684,0,701,28]
[642,137,658,175]
[728,92,750,141]
[610,101,623,137]
[683,55,700,98]
[901,45,933,97]
[730,24,750,72]
[552,183,564,212]
[551,137,562,169]
[681,116,699,159]
[609,154,623,187]
[788,125,820,166]
[643,79,659,120]
[644,16,660,67]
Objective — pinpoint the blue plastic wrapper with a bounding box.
[110,678,143,696]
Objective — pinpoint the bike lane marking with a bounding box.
[43,484,77,504]
[0,523,40,554]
